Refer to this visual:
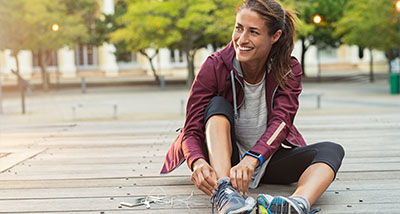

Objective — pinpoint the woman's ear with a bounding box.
[271,30,282,44]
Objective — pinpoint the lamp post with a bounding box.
[313,14,322,82]
[51,24,60,89]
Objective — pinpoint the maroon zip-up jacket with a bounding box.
[160,41,306,174]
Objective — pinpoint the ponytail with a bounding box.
[269,9,297,89]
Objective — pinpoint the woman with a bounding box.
[161,0,345,213]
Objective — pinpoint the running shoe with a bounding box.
[210,177,256,214]
[267,196,321,214]
[257,194,273,214]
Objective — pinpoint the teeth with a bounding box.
[238,46,253,51]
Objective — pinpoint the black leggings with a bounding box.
[203,96,345,184]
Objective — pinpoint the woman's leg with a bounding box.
[205,114,232,179]
[292,162,334,206]
[261,142,345,206]
[203,97,256,214]
[203,96,239,179]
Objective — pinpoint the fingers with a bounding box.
[230,164,254,195]
[196,173,214,196]
[191,165,218,196]
[205,170,218,190]
[201,170,217,194]
[242,170,249,195]
[230,169,238,190]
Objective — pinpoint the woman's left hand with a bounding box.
[230,156,259,195]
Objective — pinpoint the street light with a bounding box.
[51,24,60,88]
[313,14,323,82]
[313,14,322,24]
[396,0,400,11]
[51,24,59,32]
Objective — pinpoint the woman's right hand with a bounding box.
[190,158,218,196]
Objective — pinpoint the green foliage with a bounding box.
[336,0,399,52]
[280,0,347,75]
[283,0,347,48]
[0,0,98,90]
[111,0,240,84]
[0,0,97,52]
[0,0,29,55]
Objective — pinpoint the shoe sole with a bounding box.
[227,196,256,214]
[268,196,302,214]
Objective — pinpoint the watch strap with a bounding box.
[242,150,263,168]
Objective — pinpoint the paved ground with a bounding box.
[0,74,400,213]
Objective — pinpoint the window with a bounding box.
[169,49,186,66]
[117,52,137,63]
[75,45,98,70]
[32,50,58,67]
[117,52,138,70]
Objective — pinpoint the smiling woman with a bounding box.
[161,0,344,214]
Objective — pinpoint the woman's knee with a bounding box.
[204,96,234,126]
[205,114,231,129]
[312,141,345,174]
[316,141,345,160]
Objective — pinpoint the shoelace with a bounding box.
[210,181,230,214]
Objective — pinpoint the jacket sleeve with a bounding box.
[250,59,303,161]
[182,57,218,170]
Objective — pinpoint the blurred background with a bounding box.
[0,0,399,123]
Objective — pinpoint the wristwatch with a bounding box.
[242,150,263,168]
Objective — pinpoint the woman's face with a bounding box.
[232,8,281,65]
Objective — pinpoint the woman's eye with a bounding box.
[251,30,259,35]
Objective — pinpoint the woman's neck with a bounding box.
[241,61,267,84]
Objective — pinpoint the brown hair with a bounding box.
[238,0,297,89]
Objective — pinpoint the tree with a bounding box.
[282,0,347,76]
[0,0,30,81]
[169,0,239,85]
[0,0,97,90]
[111,0,174,83]
[336,0,400,82]
[111,0,240,85]
[25,0,97,90]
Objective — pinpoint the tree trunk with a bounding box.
[369,48,374,83]
[0,69,2,114]
[11,50,26,114]
[0,72,2,114]
[139,50,160,84]
[185,49,197,86]
[11,50,21,85]
[301,38,309,77]
[38,50,49,90]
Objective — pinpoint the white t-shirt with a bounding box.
[234,73,270,189]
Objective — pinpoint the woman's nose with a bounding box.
[238,32,249,44]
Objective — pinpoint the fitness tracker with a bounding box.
[242,150,263,168]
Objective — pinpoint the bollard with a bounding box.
[72,106,76,120]
[159,76,165,90]
[113,104,118,119]
[181,99,185,116]
[81,78,86,94]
